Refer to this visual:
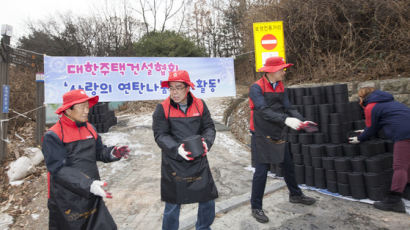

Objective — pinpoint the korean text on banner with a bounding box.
[44,57,236,103]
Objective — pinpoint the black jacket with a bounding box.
[42,115,117,230]
[358,90,410,142]
[152,92,218,204]
[249,77,304,163]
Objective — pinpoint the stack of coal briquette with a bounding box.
[269,84,393,201]
[88,102,117,133]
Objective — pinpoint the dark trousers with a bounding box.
[391,139,410,193]
[251,137,302,209]
[162,200,215,230]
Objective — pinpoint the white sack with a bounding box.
[24,147,44,165]
[7,156,34,182]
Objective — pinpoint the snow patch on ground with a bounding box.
[98,158,130,175]
[100,129,155,157]
[98,148,156,175]
[100,132,134,146]
[10,180,24,186]
[0,213,13,230]
[126,114,152,126]
[31,214,39,220]
[205,97,232,123]
[215,132,249,156]
[213,115,224,123]
[98,117,158,176]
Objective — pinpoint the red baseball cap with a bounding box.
[258,56,293,73]
[55,89,99,115]
[161,70,195,89]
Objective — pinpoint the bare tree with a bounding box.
[132,0,185,33]
[19,3,144,57]
[161,0,185,32]
[179,0,244,57]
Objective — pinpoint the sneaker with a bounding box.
[251,209,269,223]
[289,194,316,205]
[374,192,405,213]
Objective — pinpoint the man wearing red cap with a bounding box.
[152,70,217,230]
[42,89,130,230]
[249,57,317,223]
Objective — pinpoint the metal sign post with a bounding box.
[0,24,43,161]
[252,21,287,72]
[0,25,12,162]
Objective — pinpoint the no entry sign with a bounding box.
[253,21,286,72]
[261,34,277,50]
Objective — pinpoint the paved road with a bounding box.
[99,97,256,229]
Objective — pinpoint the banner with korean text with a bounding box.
[44,56,236,103]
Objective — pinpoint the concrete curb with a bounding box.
[179,181,286,230]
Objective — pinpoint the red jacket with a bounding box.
[249,77,303,138]
[152,92,218,204]
[42,115,117,230]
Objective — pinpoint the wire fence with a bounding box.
[0,105,46,143]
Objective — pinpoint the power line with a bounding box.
[232,50,254,59]
[6,45,45,56]
[1,105,45,123]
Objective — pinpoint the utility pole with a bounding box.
[0,25,12,162]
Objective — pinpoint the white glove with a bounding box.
[285,117,303,130]
[90,180,112,198]
[202,138,208,157]
[178,144,193,161]
[348,136,360,144]
[354,129,364,134]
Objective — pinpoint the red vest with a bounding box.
[49,115,97,143]
[249,77,284,131]
[161,95,204,119]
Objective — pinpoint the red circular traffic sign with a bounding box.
[261,34,277,50]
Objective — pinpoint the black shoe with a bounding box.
[251,209,269,223]
[374,192,406,213]
[403,184,410,200]
[289,194,316,205]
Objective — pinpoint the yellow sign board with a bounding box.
[253,21,286,72]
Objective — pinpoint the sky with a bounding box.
[0,0,105,43]
[0,0,184,45]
